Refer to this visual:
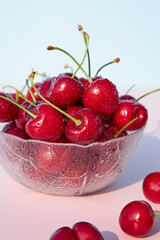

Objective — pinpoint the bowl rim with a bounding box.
[0,125,146,148]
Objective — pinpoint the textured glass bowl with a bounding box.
[0,127,144,196]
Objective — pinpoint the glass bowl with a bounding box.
[0,127,144,196]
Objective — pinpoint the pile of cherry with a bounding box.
[0,71,149,144]
[49,172,160,239]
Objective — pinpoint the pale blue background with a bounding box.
[0,0,160,90]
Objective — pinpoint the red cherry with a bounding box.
[15,101,31,129]
[119,200,155,237]
[73,221,104,240]
[48,76,84,109]
[0,92,18,122]
[65,108,103,145]
[26,82,41,101]
[112,100,148,131]
[79,76,102,90]
[50,227,76,240]
[10,93,25,104]
[59,72,79,81]
[38,77,55,101]
[82,78,119,115]
[65,106,83,119]
[143,172,160,203]
[25,102,65,141]
[49,222,104,240]
[119,94,135,101]
[98,123,127,142]
[2,122,30,140]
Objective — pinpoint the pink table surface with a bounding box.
[0,89,160,240]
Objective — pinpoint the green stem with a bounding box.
[81,31,91,77]
[29,75,81,126]
[48,46,93,84]
[114,117,138,139]
[136,88,160,102]
[72,40,89,78]
[0,95,36,119]
[95,60,115,76]
[125,84,136,95]
[18,92,36,106]
[2,85,35,106]
[64,64,74,73]
[153,212,160,217]
[26,79,36,102]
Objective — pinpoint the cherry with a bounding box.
[58,72,79,81]
[143,172,160,203]
[49,221,104,240]
[73,221,104,240]
[65,105,82,119]
[82,78,119,115]
[26,82,41,101]
[65,108,103,145]
[2,122,30,140]
[25,102,65,141]
[50,227,76,240]
[38,77,55,101]
[119,200,160,237]
[119,94,135,101]
[112,100,148,131]
[98,123,127,142]
[79,76,102,90]
[0,92,18,122]
[15,101,31,129]
[48,75,84,109]
[10,93,25,104]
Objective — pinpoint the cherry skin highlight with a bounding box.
[119,200,155,237]
[143,172,160,203]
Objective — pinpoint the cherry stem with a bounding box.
[136,88,160,102]
[29,72,82,126]
[0,95,36,119]
[2,85,35,106]
[18,92,36,106]
[78,25,91,77]
[26,79,36,102]
[64,64,74,73]
[153,212,160,217]
[47,46,93,84]
[125,83,136,95]
[114,117,138,139]
[95,58,120,76]
[72,38,89,78]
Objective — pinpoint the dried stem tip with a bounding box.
[28,72,35,80]
[64,64,69,69]
[84,32,90,41]
[47,46,54,50]
[114,58,120,63]
[78,24,83,31]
